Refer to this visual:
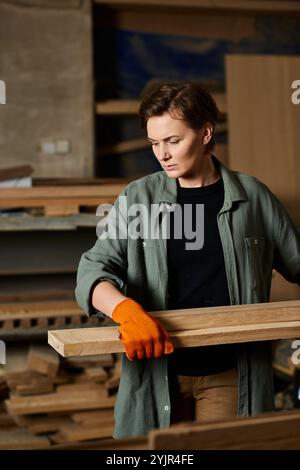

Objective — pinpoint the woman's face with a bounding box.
[147,111,211,182]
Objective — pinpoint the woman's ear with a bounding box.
[202,122,213,145]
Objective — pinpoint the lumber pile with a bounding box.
[0,343,122,449]
[47,410,300,450]
[0,300,102,339]
[49,300,300,357]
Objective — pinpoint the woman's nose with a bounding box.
[158,146,171,161]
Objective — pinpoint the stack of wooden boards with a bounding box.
[48,300,300,356]
[70,409,300,450]
[0,300,102,340]
[0,343,121,449]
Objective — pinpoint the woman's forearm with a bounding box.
[91,281,127,318]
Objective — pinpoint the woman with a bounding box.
[75,82,300,439]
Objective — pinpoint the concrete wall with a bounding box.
[0,0,94,177]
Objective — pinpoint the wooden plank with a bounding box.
[84,367,108,383]
[27,345,60,378]
[5,391,116,416]
[50,320,300,356]
[5,372,51,391]
[96,99,140,115]
[94,0,300,14]
[56,383,107,394]
[52,422,114,442]
[0,184,126,213]
[96,93,226,116]
[0,165,33,182]
[48,300,300,357]
[63,353,114,368]
[104,8,255,42]
[48,435,148,450]
[33,177,133,186]
[71,409,114,425]
[27,416,73,434]
[149,410,300,450]
[0,214,100,232]
[0,184,126,200]
[226,54,300,226]
[0,300,83,322]
[97,138,149,157]
[0,428,50,450]
[15,381,54,396]
[44,204,80,216]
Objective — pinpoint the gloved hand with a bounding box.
[112,297,174,361]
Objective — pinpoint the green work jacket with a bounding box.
[75,156,300,439]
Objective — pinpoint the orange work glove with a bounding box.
[112,297,174,361]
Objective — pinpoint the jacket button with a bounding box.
[164,405,169,411]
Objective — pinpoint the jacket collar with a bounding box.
[158,155,248,211]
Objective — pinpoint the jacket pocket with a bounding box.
[244,237,266,296]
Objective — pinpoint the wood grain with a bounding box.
[48,300,300,357]
[149,410,300,450]
[226,54,300,225]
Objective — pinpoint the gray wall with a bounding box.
[0,0,94,177]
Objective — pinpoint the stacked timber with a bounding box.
[0,300,102,340]
[0,343,121,449]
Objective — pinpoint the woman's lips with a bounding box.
[164,165,178,171]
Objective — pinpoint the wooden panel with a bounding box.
[149,410,300,450]
[48,300,300,357]
[226,54,300,225]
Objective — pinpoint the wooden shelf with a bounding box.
[94,0,300,15]
[96,93,227,115]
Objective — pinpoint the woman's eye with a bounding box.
[170,141,179,144]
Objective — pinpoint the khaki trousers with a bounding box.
[169,368,239,424]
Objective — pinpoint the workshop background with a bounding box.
[0,0,300,449]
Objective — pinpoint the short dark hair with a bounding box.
[138,82,219,152]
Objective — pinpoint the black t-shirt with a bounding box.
[167,176,237,376]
